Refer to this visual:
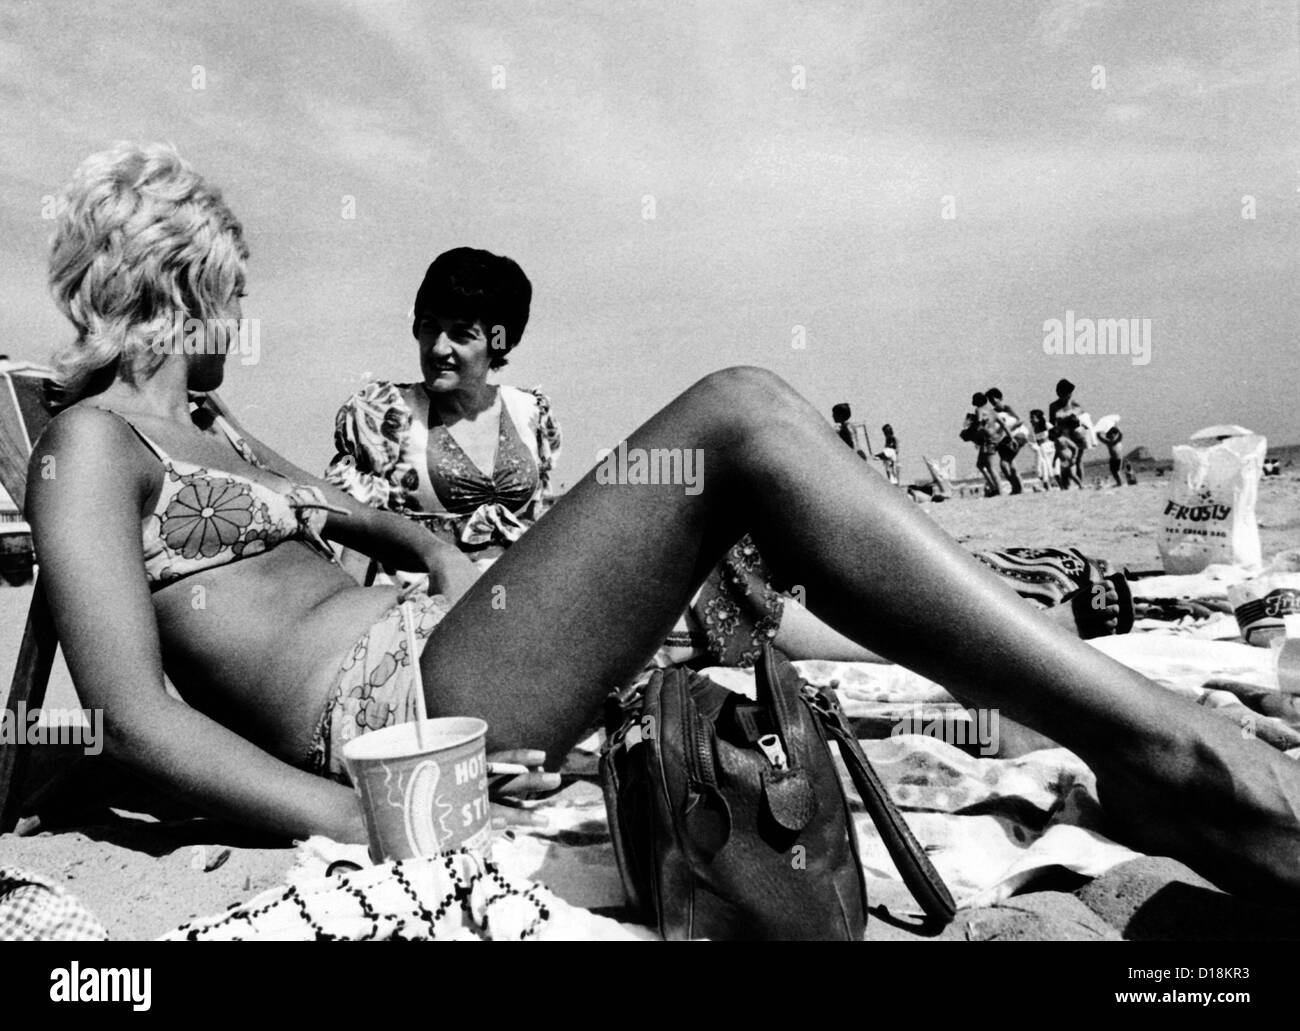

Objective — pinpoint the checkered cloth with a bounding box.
[0,867,108,941]
[162,849,553,941]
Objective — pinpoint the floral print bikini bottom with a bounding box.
[303,592,452,782]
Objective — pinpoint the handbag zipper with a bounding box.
[680,677,717,790]
[757,733,789,771]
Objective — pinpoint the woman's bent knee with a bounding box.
[686,366,805,426]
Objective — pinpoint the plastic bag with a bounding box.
[1158,434,1266,574]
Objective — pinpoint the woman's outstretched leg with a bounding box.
[422,366,1300,898]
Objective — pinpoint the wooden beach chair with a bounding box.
[0,366,55,832]
[0,387,233,833]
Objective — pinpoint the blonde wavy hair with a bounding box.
[47,142,249,400]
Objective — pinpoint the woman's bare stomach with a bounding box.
[150,542,407,761]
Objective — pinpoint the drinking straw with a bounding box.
[486,763,530,776]
[403,600,429,749]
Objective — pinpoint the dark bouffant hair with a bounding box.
[831,402,852,423]
[412,247,532,369]
[971,392,987,407]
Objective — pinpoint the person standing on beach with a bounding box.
[985,388,1029,447]
[877,423,900,485]
[972,392,1022,495]
[1049,379,1089,484]
[1050,427,1082,489]
[1101,424,1124,487]
[959,412,995,494]
[963,394,1003,495]
[1028,409,1055,490]
[832,403,867,459]
[985,387,1027,495]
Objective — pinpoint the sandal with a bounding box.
[1068,559,1134,639]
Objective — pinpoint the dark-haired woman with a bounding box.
[326,248,560,572]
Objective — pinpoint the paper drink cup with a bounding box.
[342,717,491,864]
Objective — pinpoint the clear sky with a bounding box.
[2,0,1296,485]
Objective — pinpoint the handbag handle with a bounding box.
[760,646,955,925]
[810,682,956,924]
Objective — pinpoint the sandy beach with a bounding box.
[924,472,1300,571]
[4,467,1299,940]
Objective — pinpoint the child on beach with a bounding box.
[876,423,900,485]
[1049,379,1090,485]
[1029,409,1055,490]
[1101,425,1124,487]
[1050,427,1083,489]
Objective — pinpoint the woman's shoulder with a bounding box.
[500,384,559,423]
[38,402,139,455]
[340,380,418,412]
[27,404,155,508]
[500,383,553,407]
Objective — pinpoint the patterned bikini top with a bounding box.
[118,412,338,589]
[424,393,539,517]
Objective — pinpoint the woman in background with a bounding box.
[327,249,560,575]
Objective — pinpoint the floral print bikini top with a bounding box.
[120,413,338,589]
[423,393,537,517]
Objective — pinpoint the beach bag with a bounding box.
[599,646,955,940]
[1158,435,1266,574]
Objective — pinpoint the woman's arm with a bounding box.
[27,409,366,841]
[520,386,562,508]
[212,402,478,599]
[322,385,406,510]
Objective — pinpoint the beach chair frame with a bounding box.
[0,577,57,831]
[0,391,232,833]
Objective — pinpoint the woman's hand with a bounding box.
[1202,680,1300,752]
[427,545,481,604]
[487,749,562,831]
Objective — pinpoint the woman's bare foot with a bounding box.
[1091,709,1300,899]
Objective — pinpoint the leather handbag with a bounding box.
[600,645,955,940]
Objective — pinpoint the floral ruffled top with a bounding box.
[325,381,562,558]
